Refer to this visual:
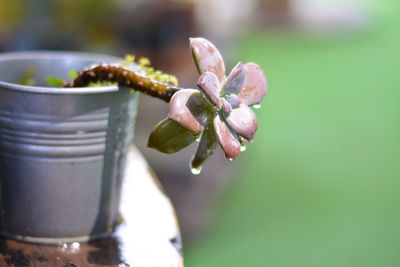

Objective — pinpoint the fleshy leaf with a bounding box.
[214,115,241,159]
[226,104,258,141]
[221,98,232,113]
[148,119,200,154]
[222,62,245,95]
[197,71,221,108]
[237,63,267,106]
[190,37,226,83]
[168,89,210,133]
[191,118,218,170]
[226,94,242,109]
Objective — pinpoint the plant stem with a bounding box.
[63,64,183,102]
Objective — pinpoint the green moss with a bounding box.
[87,81,118,87]
[132,54,179,86]
[68,69,78,79]
[22,53,179,88]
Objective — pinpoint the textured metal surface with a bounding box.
[0,52,138,241]
[0,146,183,267]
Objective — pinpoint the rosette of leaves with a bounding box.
[148,38,267,174]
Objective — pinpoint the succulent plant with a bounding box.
[68,37,267,174]
[148,38,267,174]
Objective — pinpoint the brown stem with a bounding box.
[63,64,182,102]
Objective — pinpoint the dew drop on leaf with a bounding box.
[240,145,246,152]
[253,104,261,109]
[191,166,202,175]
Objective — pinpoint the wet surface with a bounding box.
[0,146,183,267]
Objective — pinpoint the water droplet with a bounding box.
[71,242,80,250]
[240,145,246,152]
[228,158,233,162]
[196,135,201,142]
[191,166,202,175]
[253,104,261,109]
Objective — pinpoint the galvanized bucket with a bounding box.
[0,51,138,243]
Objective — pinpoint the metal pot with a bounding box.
[0,51,138,243]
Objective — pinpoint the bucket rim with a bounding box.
[0,51,124,95]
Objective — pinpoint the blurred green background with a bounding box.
[185,1,400,266]
[0,0,399,266]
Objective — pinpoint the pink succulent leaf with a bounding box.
[221,98,232,113]
[237,63,267,106]
[197,71,222,108]
[190,37,226,83]
[222,62,246,96]
[185,90,213,126]
[148,119,200,154]
[168,89,211,133]
[226,94,242,109]
[226,104,258,141]
[191,118,218,170]
[214,115,241,159]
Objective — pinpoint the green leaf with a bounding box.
[147,119,200,154]
[46,76,63,87]
[19,68,36,86]
[68,70,78,79]
[191,118,218,170]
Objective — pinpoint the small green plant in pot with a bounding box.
[0,38,267,243]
